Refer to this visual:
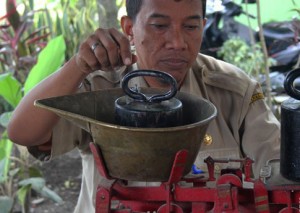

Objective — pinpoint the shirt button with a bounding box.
[203,134,213,146]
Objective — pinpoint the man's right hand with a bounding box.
[75,28,136,75]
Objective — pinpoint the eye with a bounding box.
[184,25,200,31]
[149,23,169,30]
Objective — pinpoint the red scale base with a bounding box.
[90,143,300,213]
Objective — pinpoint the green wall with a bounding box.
[234,0,299,29]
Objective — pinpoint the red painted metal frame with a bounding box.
[89,143,300,213]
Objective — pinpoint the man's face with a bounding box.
[130,0,205,87]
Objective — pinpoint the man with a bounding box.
[7,0,280,212]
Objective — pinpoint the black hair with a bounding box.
[126,0,207,22]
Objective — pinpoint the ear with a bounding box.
[121,16,134,44]
[203,18,207,27]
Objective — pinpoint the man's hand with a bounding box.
[75,28,136,74]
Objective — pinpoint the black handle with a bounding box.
[284,68,300,100]
[121,70,178,102]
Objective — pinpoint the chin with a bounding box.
[166,71,186,83]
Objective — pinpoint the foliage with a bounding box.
[0,0,119,212]
[24,35,65,94]
[58,0,99,60]
[217,37,275,79]
[0,35,65,213]
[291,0,300,15]
[0,0,99,79]
[0,1,67,211]
[0,0,52,83]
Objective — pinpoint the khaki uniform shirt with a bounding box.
[30,54,280,213]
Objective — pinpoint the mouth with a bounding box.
[159,57,188,70]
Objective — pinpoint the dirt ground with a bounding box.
[0,125,82,213]
[29,149,82,213]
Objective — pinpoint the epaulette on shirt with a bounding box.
[195,54,261,102]
[251,92,265,103]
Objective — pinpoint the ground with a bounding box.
[0,125,82,213]
[29,149,82,213]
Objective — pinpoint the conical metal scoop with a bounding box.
[35,88,217,181]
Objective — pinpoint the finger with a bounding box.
[131,54,138,64]
[94,28,122,68]
[91,42,101,52]
[109,28,133,66]
[77,42,101,73]
[87,35,113,71]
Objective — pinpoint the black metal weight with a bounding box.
[281,68,300,181]
[115,70,183,128]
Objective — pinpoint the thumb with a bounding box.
[131,54,138,64]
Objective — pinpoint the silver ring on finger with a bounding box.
[91,42,101,52]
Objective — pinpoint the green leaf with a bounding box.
[69,0,78,8]
[0,111,12,128]
[8,168,20,178]
[45,8,53,36]
[40,186,63,204]
[0,159,7,183]
[28,166,43,178]
[17,185,31,207]
[116,0,124,7]
[55,12,63,36]
[6,0,21,32]
[24,35,66,94]
[0,133,13,180]
[19,177,45,191]
[18,177,63,204]
[0,196,14,213]
[0,73,22,108]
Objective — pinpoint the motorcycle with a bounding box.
[201,0,257,58]
[201,0,300,94]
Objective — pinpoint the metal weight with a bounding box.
[284,68,300,100]
[280,68,300,181]
[121,70,178,102]
[115,70,183,128]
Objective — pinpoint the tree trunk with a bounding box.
[97,0,119,29]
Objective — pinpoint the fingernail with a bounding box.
[124,58,131,65]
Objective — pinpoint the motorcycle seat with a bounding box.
[263,23,295,40]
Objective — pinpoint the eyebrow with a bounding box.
[149,13,203,20]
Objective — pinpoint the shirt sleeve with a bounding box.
[240,84,281,178]
[27,79,93,161]
[28,118,92,161]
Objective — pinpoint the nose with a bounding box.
[165,27,188,50]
